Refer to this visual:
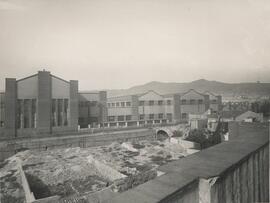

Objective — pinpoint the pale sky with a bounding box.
[0,0,270,90]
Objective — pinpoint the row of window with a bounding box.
[107,102,131,108]
[181,99,204,105]
[139,100,172,106]
[79,101,98,107]
[181,99,217,104]
[107,113,173,122]
[107,100,172,108]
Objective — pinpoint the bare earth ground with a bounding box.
[0,139,188,202]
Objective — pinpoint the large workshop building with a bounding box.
[0,70,79,138]
[0,71,222,138]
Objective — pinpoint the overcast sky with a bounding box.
[0,0,270,90]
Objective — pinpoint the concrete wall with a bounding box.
[4,78,17,138]
[107,122,269,203]
[0,129,155,161]
[17,75,38,99]
[69,80,78,132]
[0,92,5,128]
[51,76,70,98]
[18,162,35,203]
[37,71,51,134]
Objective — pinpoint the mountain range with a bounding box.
[106,79,270,99]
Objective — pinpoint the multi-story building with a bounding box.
[105,90,181,127]
[179,89,210,121]
[204,91,222,113]
[1,70,79,138]
[0,71,223,138]
[78,91,107,128]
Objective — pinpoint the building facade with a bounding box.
[105,91,181,127]
[179,89,210,121]
[1,70,78,138]
[0,71,223,138]
[204,91,222,113]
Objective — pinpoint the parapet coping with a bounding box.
[107,123,269,203]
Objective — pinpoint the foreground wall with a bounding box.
[106,122,269,203]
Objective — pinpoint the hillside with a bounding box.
[106,79,270,99]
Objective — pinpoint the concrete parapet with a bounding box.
[106,122,269,203]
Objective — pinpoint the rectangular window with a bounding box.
[158,100,163,105]
[166,113,172,121]
[112,103,115,107]
[139,114,145,120]
[64,99,68,126]
[121,102,125,107]
[24,99,30,128]
[167,100,172,105]
[116,102,120,107]
[108,116,115,122]
[57,99,63,126]
[126,102,131,107]
[198,99,203,104]
[182,113,187,119]
[139,101,144,106]
[52,99,57,127]
[126,115,132,121]
[90,101,97,106]
[118,115,124,121]
[149,100,154,106]
[149,114,154,119]
[190,99,195,105]
[181,99,186,105]
[31,99,36,128]
[158,113,163,119]
[16,99,22,129]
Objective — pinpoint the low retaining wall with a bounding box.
[0,129,155,161]
[170,138,201,149]
[113,169,157,192]
[87,155,126,182]
[17,160,60,203]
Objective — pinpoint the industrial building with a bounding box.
[0,70,79,138]
[0,71,222,138]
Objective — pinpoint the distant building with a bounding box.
[203,91,222,113]
[179,89,210,121]
[235,111,263,122]
[105,90,181,127]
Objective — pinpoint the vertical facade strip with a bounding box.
[4,78,17,138]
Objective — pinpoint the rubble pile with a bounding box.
[0,138,191,202]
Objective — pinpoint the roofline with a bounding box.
[181,89,206,97]
[79,92,100,94]
[107,94,137,99]
[138,90,164,98]
[51,74,70,84]
[16,74,38,82]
